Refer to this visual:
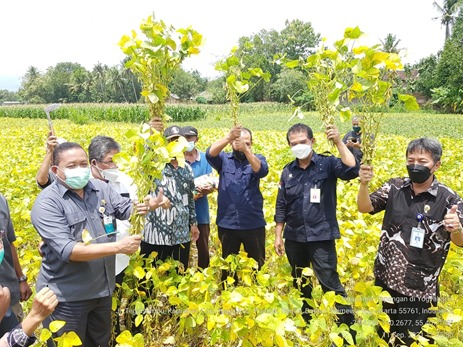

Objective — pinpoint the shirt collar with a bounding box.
[186,149,201,163]
[55,178,98,198]
[402,176,439,197]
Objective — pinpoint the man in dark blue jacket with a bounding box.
[206,126,268,274]
[274,123,359,327]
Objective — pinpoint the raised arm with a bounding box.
[208,126,241,157]
[357,165,374,213]
[326,125,356,167]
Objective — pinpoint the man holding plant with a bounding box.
[182,126,215,269]
[358,138,463,345]
[342,115,363,163]
[31,142,160,347]
[206,125,268,273]
[141,125,199,271]
[274,123,358,327]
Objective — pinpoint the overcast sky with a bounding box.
[0,0,446,91]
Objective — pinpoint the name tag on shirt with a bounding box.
[310,188,321,203]
[410,227,425,248]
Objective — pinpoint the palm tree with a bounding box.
[433,0,463,40]
[380,33,402,53]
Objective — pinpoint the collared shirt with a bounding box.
[107,171,137,275]
[342,130,363,162]
[186,150,212,224]
[39,171,136,275]
[275,152,359,242]
[143,163,196,246]
[206,149,268,230]
[31,179,132,302]
[370,176,463,300]
[0,195,20,306]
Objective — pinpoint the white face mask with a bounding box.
[291,143,312,160]
[102,168,120,182]
[185,141,195,152]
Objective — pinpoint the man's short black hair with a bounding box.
[53,142,86,166]
[286,123,313,144]
[406,138,442,163]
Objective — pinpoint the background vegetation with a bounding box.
[1,107,463,345]
[2,1,463,113]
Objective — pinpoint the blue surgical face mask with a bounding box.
[57,167,91,189]
[185,141,195,152]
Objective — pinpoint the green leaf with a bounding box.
[135,314,143,327]
[344,26,363,39]
[285,60,300,68]
[398,94,420,111]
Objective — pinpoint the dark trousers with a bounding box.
[44,296,112,347]
[218,226,266,268]
[375,278,436,346]
[284,239,355,326]
[196,224,211,268]
[140,241,191,271]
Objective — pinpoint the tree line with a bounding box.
[2,1,463,113]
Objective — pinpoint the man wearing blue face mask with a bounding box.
[30,142,160,347]
[274,123,359,330]
[358,138,463,345]
[182,126,215,269]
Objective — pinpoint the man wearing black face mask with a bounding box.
[358,138,463,346]
[206,126,269,275]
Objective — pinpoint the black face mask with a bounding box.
[233,150,246,161]
[407,164,432,184]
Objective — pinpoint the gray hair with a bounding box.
[88,136,121,162]
[406,138,442,163]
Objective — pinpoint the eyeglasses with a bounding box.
[97,160,115,165]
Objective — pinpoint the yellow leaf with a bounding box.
[116,330,133,344]
[81,229,92,244]
[329,333,344,347]
[39,328,52,342]
[63,331,82,345]
[135,314,143,327]
[133,266,146,279]
[49,320,66,333]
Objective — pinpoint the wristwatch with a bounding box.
[18,275,27,283]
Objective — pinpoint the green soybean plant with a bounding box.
[119,15,202,130]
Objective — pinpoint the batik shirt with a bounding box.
[370,176,463,300]
[143,163,197,246]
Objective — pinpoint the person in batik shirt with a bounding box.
[358,138,463,346]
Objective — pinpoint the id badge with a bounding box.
[310,188,321,203]
[103,215,115,234]
[410,227,425,248]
